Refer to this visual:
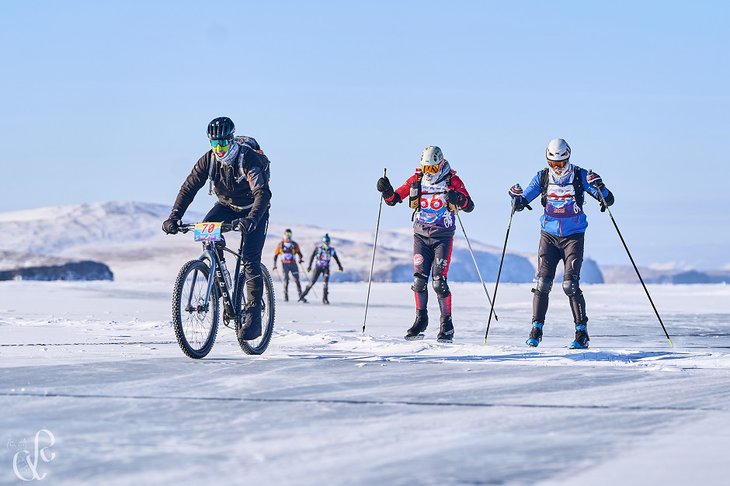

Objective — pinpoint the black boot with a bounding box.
[405,309,428,341]
[238,303,262,341]
[526,321,544,347]
[437,315,454,343]
[569,323,589,349]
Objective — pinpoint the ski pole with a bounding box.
[455,211,499,324]
[363,168,386,333]
[484,207,516,344]
[298,261,319,300]
[590,171,673,346]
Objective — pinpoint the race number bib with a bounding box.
[193,222,223,242]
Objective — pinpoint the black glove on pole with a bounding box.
[363,168,387,333]
[590,171,673,346]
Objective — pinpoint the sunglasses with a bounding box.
[421,163,441,175]
[210,139,231,150]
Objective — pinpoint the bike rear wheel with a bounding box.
[235,263,276,355]
[172,259,219,359]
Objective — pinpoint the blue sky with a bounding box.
[1,1,728,269]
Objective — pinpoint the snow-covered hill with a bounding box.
[0,201,544,283]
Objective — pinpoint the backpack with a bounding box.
[540,167,584,207]
[208,136,270,195]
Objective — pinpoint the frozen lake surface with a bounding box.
[2,281,729,485]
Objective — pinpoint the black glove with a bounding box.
[376,176,394,198]
[299,258,304,264]
[511,195,530,212]
[338,266,344,272]
[508,184,531,212]
[307,266,312,272]
[586,171,604,188]
[446,189,468,209]
[162,217,180,235]
[232,217,256,234]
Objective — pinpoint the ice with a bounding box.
[1,281,729,484]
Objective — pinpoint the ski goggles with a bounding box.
[421,163,441,175]
[547,159,569,170]
[210,139,231,152]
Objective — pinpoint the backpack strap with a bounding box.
[208,157,217,195]
[409,172,423,221]
[540,166,586,208]
[540,168,549,207]
[573,166,585,207]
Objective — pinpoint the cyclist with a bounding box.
[162,117,272,340]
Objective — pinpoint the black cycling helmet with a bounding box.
[207,117,235,140]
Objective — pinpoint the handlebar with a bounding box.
[178,222,239,234]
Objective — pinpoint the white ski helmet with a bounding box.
[420,146,444,174]
[546,138,571,161]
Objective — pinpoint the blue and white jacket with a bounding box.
[522,165,613,237]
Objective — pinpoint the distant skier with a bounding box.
[376,146,474,343]
[299,234,343,305]
[509,138,614,349]
[162,117,271,341]
[273,228,306,302]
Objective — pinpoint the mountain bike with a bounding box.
[171,222,275,358]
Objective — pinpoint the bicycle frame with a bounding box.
[182,224,247,321]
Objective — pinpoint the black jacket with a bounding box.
[171,140,272,223]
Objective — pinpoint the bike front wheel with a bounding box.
[172,259,219,359]
[235,263,276,355]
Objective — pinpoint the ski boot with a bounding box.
[437,315,454,343]
[238,303,262,341]
[298,294,307,304]
[569,323,589,349]
[405,309,428,341]
[526,321,543,347]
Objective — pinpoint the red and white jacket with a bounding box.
[385,165,474,236]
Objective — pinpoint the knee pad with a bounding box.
[411,273,428,293]
[432,276,450,297]
[562,278,581,297]
[532,277,553,295]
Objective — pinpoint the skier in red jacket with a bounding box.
[376,146,474,342]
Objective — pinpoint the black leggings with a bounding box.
[532,231,587,325]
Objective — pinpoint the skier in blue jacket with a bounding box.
[509,138,614,349]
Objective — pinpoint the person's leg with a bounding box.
[322,267,330,304]
[561,233,589,348]
[202,203,238,260]
[527,232,561,346]
[282,264,291,301]
[406,233,435,339]
[412,233,434,312]
[432,234,455,342]
[300,266,321,300]
[291,264,304,298]
[238,211,269,340]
